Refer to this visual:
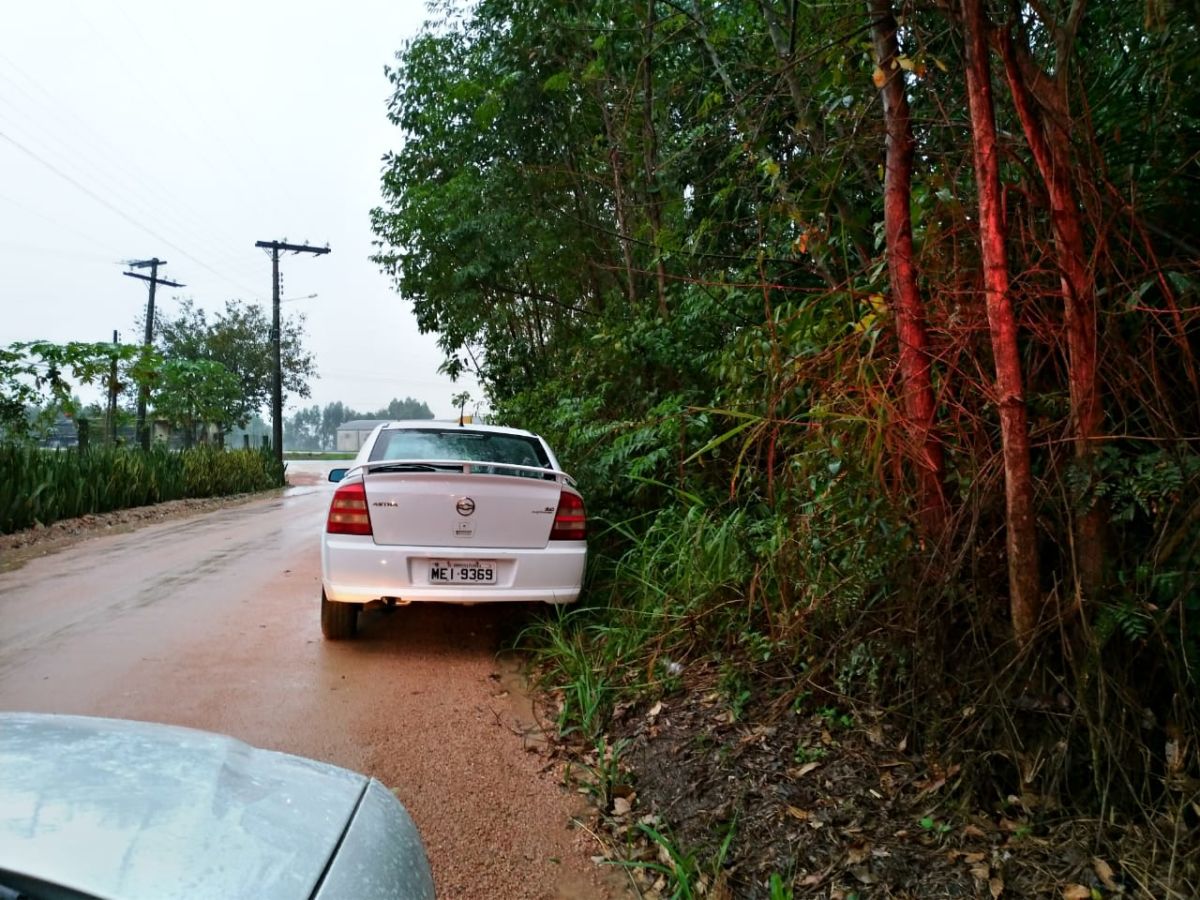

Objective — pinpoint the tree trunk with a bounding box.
[997,25,1105,601]
[962,0,1043,648]
[598,98,639,307]
[641,0,669,318]
[869,0,948,537]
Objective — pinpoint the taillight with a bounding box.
[549,490,586,540]
[326,482,373,536]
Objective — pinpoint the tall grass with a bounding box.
[523,424,920,735]
[0,444,286,533]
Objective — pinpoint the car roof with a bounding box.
[0,714,368,900]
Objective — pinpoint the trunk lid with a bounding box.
[363,467,563,549]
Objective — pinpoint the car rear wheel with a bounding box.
[321,591,359,640]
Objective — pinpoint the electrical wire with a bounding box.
[0,130,262,299]
[107,0,286,230]
[0,50,266,268]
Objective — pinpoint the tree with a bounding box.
[152,298,316,431]
[383,397,435,420]
[284,404,323,451]
[300,398,434,451]
[961,0,1041,645]
[1,340,142,440]
[320,401,347,449]
[374,0,1200,664]
[868,0,947,536]
[152,359,244,448]
[995,3,1103,600]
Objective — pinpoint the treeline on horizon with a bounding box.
[282,396,433,450]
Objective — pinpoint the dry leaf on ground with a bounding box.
[1092,858,1119,891]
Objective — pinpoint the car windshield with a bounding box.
[369,429,550,469]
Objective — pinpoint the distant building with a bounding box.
[42,414,79,448]
[336,420,389,452]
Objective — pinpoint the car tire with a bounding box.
[321,591,359,640]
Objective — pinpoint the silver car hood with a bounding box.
[0,713,433,900]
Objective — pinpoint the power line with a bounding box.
[107,0,285,230]
[0,60,256,268]
[0,109,260,289]
[0,239,117,264]
[320,370,479,389]
[0,191,120,255]
[0,130,261,299]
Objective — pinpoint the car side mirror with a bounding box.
[328,468,348,483]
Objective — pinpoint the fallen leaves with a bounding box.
[788,760,822,779]
[1092,857,1119,892]
[564,676,1152,900]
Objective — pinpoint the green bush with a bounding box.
[0,444,285,534]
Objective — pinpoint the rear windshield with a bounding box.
[369,429,551,469]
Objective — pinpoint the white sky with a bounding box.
[0,0,478,420]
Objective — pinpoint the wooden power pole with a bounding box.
[124,258,184,450]
[107,330,119,445]
[254,240,330,466]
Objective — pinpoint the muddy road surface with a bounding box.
[0,465,625,899]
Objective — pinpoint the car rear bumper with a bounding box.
[321,535,586,605]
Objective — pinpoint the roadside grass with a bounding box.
[519,457,1200,897]
[523,500,801,742]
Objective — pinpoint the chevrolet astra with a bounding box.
[320,422,587,639]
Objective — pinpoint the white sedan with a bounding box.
[320,421,587,639]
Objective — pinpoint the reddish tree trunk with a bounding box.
[998,28,1104,600]
[869,0,948,537]
[962,0,1042,647]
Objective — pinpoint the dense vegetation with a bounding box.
[373,0,1198,892]
[1,294,314,449]
[0,444,285,534]
[1,317,301,533]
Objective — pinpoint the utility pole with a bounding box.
[124,258,184,450]
[107,330,119,446]
[254,240,330,467]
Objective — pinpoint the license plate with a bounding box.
[428,560,497,585]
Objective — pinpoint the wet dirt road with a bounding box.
[0,468,624,899]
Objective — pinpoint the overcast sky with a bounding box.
[1,0,478,420]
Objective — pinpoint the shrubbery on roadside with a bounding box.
[0,444,286,534]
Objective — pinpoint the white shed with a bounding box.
[336,419,389,452]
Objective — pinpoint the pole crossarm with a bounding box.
[254,240,331,256]
[123,271,186,287]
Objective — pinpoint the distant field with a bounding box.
[283,451,356,460]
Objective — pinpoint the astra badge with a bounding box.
[456,497,476,516]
